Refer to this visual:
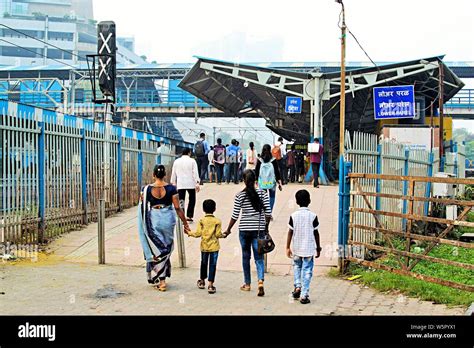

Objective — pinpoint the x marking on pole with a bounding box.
[99,57,112,80]
[99,32,113,54]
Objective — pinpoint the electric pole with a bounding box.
[337,0,346,158]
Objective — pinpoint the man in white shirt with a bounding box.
[171,148,200,222]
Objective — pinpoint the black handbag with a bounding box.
[256,199,275,255]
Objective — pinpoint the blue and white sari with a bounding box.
[138,185,177,284]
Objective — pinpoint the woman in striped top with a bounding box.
[224,170,272,296]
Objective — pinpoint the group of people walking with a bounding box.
[137,134,324,304]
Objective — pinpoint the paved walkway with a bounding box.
[0,183,466,315]
[46,183,340,274]
[0,262,465,315]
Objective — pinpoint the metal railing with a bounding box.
[0,88,212,109]
[2,86,472,111]
[445,89,473,108]
[0,103,179,247]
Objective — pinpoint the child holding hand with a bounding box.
[187,199,226,294]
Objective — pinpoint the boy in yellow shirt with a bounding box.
[187,199,225,294]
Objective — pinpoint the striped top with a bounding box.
[231,189,272,232]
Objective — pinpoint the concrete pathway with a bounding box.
[0,262,465,315]
[0,183,466,315]
[46,183,340,274]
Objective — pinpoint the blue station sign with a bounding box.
[373,85,416,120]
[285,96,302,114]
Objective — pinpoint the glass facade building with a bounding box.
[0,0,145,66]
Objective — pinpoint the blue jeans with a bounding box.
[293,256,314,298]
[264,188,276,212]
[200,251,219,282]
[215,163,224,183]
[227,162,238,184]
[224,163,230,182]
[239,232,265,285]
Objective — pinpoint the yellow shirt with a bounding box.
[188,215,224,252]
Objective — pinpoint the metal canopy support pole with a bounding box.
[312,77,321,139]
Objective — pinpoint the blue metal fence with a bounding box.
[338,131,465,264]
[0,101,190,245]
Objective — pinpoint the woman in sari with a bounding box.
[138,164,190,291]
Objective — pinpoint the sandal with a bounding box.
[157,282,167,292]
[240,284,251,292]
[208,285,216,294]
[292,287,301,299]
[257,281,265,297]
[197,279,205,289]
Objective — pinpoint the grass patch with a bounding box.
[331,242,474,307]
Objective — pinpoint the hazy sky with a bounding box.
[94,0,473,63]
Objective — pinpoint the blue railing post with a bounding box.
[38,122,46,243]
[137,148,143,192]
[425,152,435,216]
[338,156,345,263]
[342,161,352,256]
[402,149,410,230]
[376,144,382,212]
[80,129,88,225]
[117,137,123,212]
[338,156,352,272]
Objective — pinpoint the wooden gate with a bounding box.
[347,173,474,292]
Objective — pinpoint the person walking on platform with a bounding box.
[287,144,297,183]
[138,165,190,291]
[224,170,272,297]
[226,140,240,184]
[246,142,257,171]
[256,144,283,213]
[208,146,216,183]
[273,137,287,185]
[308,139,324,188]
[171,148,201,223]
[296,151,307,183]
[194,133,210,185]
[213,138,226,185]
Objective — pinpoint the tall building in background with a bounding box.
[0,0,145,66]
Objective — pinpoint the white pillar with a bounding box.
[312,77,321,139]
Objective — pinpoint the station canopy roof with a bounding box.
[179,56,465,143]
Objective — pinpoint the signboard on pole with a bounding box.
[285,96,302,114]
[373,85,416,120]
